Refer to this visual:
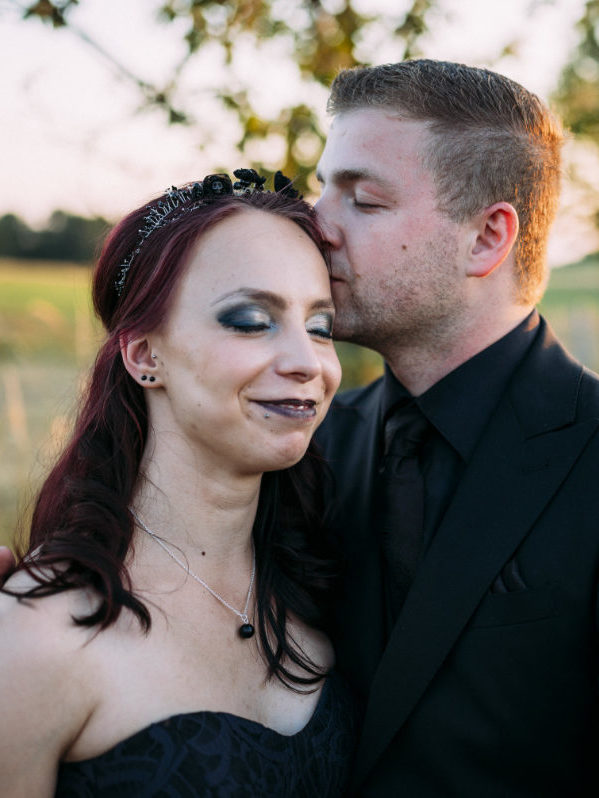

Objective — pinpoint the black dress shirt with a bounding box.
[380,310,541,552]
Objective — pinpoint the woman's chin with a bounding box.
[258,439,311,473]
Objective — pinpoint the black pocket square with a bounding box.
[490,558,527,594]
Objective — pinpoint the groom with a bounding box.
[314,60,599,796]
[1,59,598,796]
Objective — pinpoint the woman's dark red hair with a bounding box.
[8,185,336,689]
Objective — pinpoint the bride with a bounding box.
[0,171,357,796]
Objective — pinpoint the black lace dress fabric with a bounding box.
[55,672,357,797]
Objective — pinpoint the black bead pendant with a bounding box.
[239,623,255,639]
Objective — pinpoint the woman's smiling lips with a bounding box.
[253,398,317,419]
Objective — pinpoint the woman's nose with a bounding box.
[274,330,322,383]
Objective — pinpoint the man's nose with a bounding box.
[314,194,342,249]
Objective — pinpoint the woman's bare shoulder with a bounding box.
[0,568,102,704]
[0,568,99,642]
[0,572,102,796]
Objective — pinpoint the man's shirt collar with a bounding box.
[381,310,540,461]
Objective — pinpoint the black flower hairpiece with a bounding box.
[274,170,301,199]
[114,169,300,297]
[233,168,266,192]
[202,173,233,198]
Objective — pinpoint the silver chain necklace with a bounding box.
[130,508,256,639]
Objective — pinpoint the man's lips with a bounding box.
[253,398,317,419]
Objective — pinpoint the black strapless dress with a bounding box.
[55,672,357,797]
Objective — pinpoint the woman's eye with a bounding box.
[217,306,273,333]
[307,312,334,339]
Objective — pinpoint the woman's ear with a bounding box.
[120,334,161,387]
[466,202,519,278]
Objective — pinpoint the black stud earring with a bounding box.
[149,376,156,382]
[141,375,148,382]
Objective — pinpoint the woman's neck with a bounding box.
[131,441,261,562]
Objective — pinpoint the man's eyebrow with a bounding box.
[316,167,395,193]
[211,288,334,312]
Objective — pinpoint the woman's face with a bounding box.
[148,208,342,476]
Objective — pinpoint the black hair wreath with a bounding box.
[114,169,301,296]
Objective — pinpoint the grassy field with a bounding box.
[1,254,599,548]
[0,260,100,548]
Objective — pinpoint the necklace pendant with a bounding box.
[130,509,257,640]
[239,623,255,639]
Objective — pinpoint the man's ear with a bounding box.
[466,202,519,278]
[120,335,161,387]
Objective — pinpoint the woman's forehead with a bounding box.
[182,209,328,291]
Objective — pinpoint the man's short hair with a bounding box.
[327,60,564,305]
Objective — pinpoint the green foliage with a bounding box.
[335,341,383,390]
[158,0,369,83]
[154,0,434,191]
[554,0,599,142]
[19,0,435,194]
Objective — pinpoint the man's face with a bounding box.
[315,109,467,352]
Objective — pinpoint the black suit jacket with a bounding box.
[317,318,599,797]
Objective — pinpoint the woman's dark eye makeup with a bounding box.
[307,312,334,339]
[217,304,334,338]
[217,304,272,332]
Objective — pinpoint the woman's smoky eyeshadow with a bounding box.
[216,303,273,332]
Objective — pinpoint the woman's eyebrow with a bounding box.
[212,289,335,312]
[212,288,287,308]
[311,298,336,311]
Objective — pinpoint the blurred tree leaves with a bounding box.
[23,0,78,27]
[20,0,435,193]
[554,0,599,143]
[552,0,599,231]
[18,1,599,206]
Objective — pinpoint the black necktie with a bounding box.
[380,401,430,617]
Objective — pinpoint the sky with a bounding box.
[1,0,597,265]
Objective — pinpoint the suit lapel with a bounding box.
[324,383,389,692]
[352,322,598,786]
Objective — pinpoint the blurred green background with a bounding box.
[2,254,598,549]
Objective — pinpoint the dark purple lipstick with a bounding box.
[256,398,317,419]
